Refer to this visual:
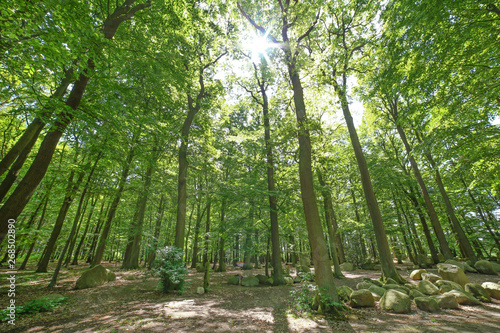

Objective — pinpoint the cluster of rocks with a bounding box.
[341,262,500,314]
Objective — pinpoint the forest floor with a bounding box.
[1,262,500,332]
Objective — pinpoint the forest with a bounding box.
[0,0,499,332]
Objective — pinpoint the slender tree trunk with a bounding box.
[146,194,165,269]
[424,153,477,262]
[203,201,211,266]
[92,145,135,267]
[36,170,85,273]
[318,170,344,278]
[122,149,157,269]
[217,198,226,272]
[190,201,204,268]
[335,86,404,283]
[86,200,108,263]
[71,199,95,265]
[19,196,49,270]
[387,104,452,259]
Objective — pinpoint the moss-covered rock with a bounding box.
[437,263,469,287]
[481,282,500,300]
[349,289,375,308]
[380,290,411,314]
[465,283,491,302]
[242,276,259,287]
[75,265,110,289]
[474,260,498,275]
[418,280,440,295]
[228,276,240,285]
[414,297,440,312]
[443,289,481,305]
[431,294,459,309]
[410,269,427,280]
[337,285,353,302]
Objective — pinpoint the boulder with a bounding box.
[267,277,274,285]
[228,276,240,285]
[197,287,205,294]
[284,277,294,285]
[106,269,116,281]
[443,289,481,305]
[349,289,375,308]
[368,285,386,298]
[361,262,376,270]
[241,276,259,287]
[431,294,459,309]
[340,262,355,271]
[195,263,205,272]
[299,256,310,267]
[410,269,427,280]
[297,265,310,274]
[256,274,269,285]
[75,265,111,289]
[293,276,302,284]
[437,263,469,287]
[383,284,409,294]
[418,280,440,295]
[481,282,500,300]
[474,260,498,275]
[435,279,464,291]
[489,261,500,273]
[414,297,440,312]
[337,285,353,302]
[465,283,491,302]
[364,278,383,287]
[356,281,373,290]
[380,289,411,314]
[421,273,440,283]
[444,259,465,271]
[409,289,426,299]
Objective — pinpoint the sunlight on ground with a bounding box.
[286,310,334,333]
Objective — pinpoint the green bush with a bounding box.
[153,246,188,294]
[0,295,67,321]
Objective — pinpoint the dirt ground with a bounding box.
[1,262,499,333]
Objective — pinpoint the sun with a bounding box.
[248,31,274,63]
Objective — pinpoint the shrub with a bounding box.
[0,295,67,321]
[153,246,188,294]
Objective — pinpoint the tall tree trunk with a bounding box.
[36,170,85,273]
[190,201,206,268]
[146,194,165,269]
[404,186,440,263]
[71,198,95,265]
[19,195,49,270]
[318,170,344,278]
[335,86,404,283]
[203,201,211,266]
[286,51,339,300]
[122,148,157,269]
[217,198,226,272]
[92,145,135,267]
[386,102,452,260]
[86,200,108,263]
[49,154,100,286]
[423,153,477,262]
